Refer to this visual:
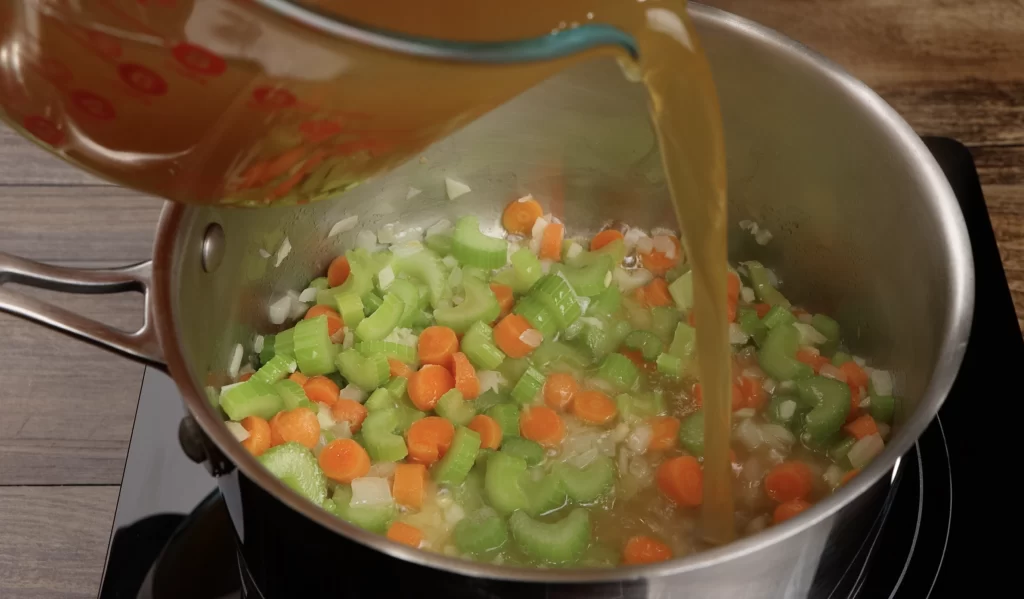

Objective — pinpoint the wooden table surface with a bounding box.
[1,1,1021,596]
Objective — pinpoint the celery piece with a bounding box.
[551,255,613,297]
[522,472,567,517]
[453,509,508,556]
[362,408,408,462]
[811,313,841,355]
[513,295,559,339]
[496,357,531,386]
[500,436,543,465]
[745,261,791,307]
[832,351,853,367]
[293,315,338,376]
[624,330,663,361]
[650,306,680,342]
[452,216,508,269]
[796,376,851,442]
[434,276,500,334]
[364,388,395,412]
[667,271,693,312]
[273,328,296,359]
[553,457,615,503]
[596,353,639,391]
[485,403,520,439]
[669,322,696,359]
[508,248,544,293]
[474,389,507,413]
[531,274,581,329]
[432,426,481,485]
[462,266,491,282]
[361,291,384,315]
[461,321,505,370]
[355,340,417,365]
[220,379,284,421]
[436,389,476,426]
[252,354,295,385]
[385,376,408,400]
[274,379,315,411]
[258,442,327,505]
[332,486,396,534]
[736,307,767,346]
[511,366,546,404]
[563,318,585,341]
[316,250,375,305]
[308,277,329,291]
[509,508,591,564]
[395,394,427,434]
[484,452,529,515]
[258,333,277,366]
[678,410,704,456]
[355,293,404,341]
[386,279,420,327]
[392,249,448,308]
[335,349,390,391]
[588,285,622,318]
[656,352,683,378]
[567,239,626,268]
[334,292,365,330]
[424,233,453,256]
[762,305,796,329]
[758,324,814,381]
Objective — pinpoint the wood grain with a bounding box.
[0,128,113,187]
[0,486,119,598]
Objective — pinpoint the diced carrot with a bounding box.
[237,371,254,382]
[620,348,648,369]
[840,469,860,486]
[644,278,674,307]
[763,461,814,502]
[622,535,673,565]
[405,416,455,465]
[839,361,870,390]
[656,455,703,507]
[240,416,271,457]
[288,372,309,386]
[737,375,767,410]
[540,222,564,261]
[632,286,649,308]
[519,405,565,448]
[303,375,340,407]
[492,314,535,358]
[490,283,515,318]
[647,416,680,452]
[327,256,351,287]
[691,380,744,410]
[501,196,544,235]
[727,271,740,322]
[269,407,320,449]
[753,303,771,319]
[304,305,343,336]
[773,498,811,524]
[591,229,624,251]
[386,522,423,548]
[844,413,879,440]
[263,147,305,180]
[638,234,681,275]
[467,414,503,450]
[572,390,617,425]
[418,326,459,369]
[407,364,455,411]
[388,357,414,379]
[330,398,368,432]
[392,463,427,509]
[795,348,830,373]
[451,352,480,400]
[543,372,578,412]
[318,438,370,483]
[848,387,864,423]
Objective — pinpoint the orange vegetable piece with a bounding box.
[304,305,343,336]
[405,416,456,465]
[288,372,309,386]
[737,375,767,410]
[847,387,864,423]
[327,256,351,287]
[647,416,680,452]
[763,461,814,503]
[418,326,459,369]
[572,390,617,425]
[490,283,515,318]
[656,455,703,507]
[387,522,424,548]
[451,352,480,400]
[753,303,772,318]
[468,414,503,450]
[240,416,271,457]
[318,438,370,483]
[540,222,565,261]
[839,361,870,390]
[622,535,673,565]
[330,398,368,432]
[795,348,830,373]
[492,313,535,358]
[773,498,811,524]
[643,278,674,307]
[501,196,544,235]
[843,413,879,440]
[519,405,565,448]
[691,380,744,411]
[303,375,340,407]
[237,371,254,382]
[619,349,654,373]
[407,364,455,411]
[388,357,414,379]
[392,463,427,510]
[269,407,320,449]
[638,234,681,274]
[840,469,860,486]
[264,147,305,180]
[726,272,740,322]
[590,229,624,251]
[543,372,579,411]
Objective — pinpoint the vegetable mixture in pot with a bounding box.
[215,195,898,567]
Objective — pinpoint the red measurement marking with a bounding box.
[299,119,343,143]
[22,115,65,146]
[251,86,296,110]
[85,30,123,60]
[70,90,117,120]
[34,58,73,86]
[136,0,178,5]
[118,63,168,96]
[171,43,226,76]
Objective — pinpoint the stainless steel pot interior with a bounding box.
[155,3,972,585]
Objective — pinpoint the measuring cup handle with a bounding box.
[0,253,163,366]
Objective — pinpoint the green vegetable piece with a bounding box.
[273,327,295,358]
[496,358,531,386]
[501,436,543,465]
[531,274,582,330]
[650,306,680,342]
[392,249,448,308]
[567,239,626,268]
[308,277,329,291]
[334,291,365,329]
[453,509,508,555]
[385,376,408,400]
[395,394,427,434]
[811,314,841,354]
[513,295,559,338]
[362,291,384,315]
[355,293,404,341]
[796,376,851,442]
[362,408,408,462]
[509,508,591,564]
[588,285,622,318]
[762,305,796,330]
[293,315,338,375]
[511,366,546,404]
[829,436,857,465]
[669,321,696,359]
[596,353,639,391]
[736,308,767,346]
[433,276,500,334]
[258,333,278,366]
[486,403,521,439]
[453,467,487,511]
[745,261,790,307]
[356,340,417,365]
[364,388,395,412]
[452,216,508,269]
[484,452,529,515]
[322,497,342,518]
[551,255,614,297]
[252,354,294,385]
[624,330,663,361]
[436,389,476,426]
[461,321,505,370]
[258,442,327,505]
[679,410,704,457]
[220,379,284,421]
[317,250,375,305]
[424,233,453,256]
[529,340,591,371]
[832,351,853,367]
[273,379,315,411]
[385,279,420,327]
[869,393,896,424]
[508,248,544,293]
[332,486,396,534]
[432,426,481,485]
[766,394,806,431]
[474,389,507,413]
[667,271,693,312]
[335,349,390,391]
[553,456,615,503]
[656,352,683,378]
[522,472,568,516]
[758,324,814,381]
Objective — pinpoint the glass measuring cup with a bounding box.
[0,0,635,207]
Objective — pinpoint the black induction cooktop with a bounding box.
[98,137,1018,599]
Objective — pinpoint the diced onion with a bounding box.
[729,323,750,345]
[759,423,796,451]
[384,328,419,347]
[328,215,358,238]
[793,323,827,345]
[530,217,549,249]
[288,291,308,319]
[733,408,755,419]
[870,369,894,396]
[626,424,653,453]
[797,312,814,324]
[378,265,395,290]
[877,422,891,439]
[611,422,630,443]
[623,227,648,251]
[653,235,676,259]
[258,248,271,259]
[567,447,599,469]
[778,399,797,421]
[733,418,764,451]
[331,421,352,439]
[761,377,778,395]
[342,327,355,350]
[445,177,471,200]
[377,223,398,244]
[317,405,336,429]
[443,502,466,525]
[636,236,654,254]
[406,187,421,200]
[853,356,866,367]
[442,255,458,269]
[350,477,393,506]
[579,316,604,329]
[426,218,453,237]
[477,370,505,394]
[517,194,536,204]
[778,380,796,392]
[613,266,653,292]
[754,229,773,245]
[823,464,845,488]
[540,259,553,274]
[227,344,243,379]
[274,238,292,267]
[391,240,424,258]
[740,286,755,303]
[847,433,884,469]
[253,335,265,354]
[519,328,543,348]
[298,287,318,303]
[355,230,377,251]
[226,421,250,442]
[576,296,591,314]
[858,395,872,408]
[566,242,584,259]
[746,515,769,535]
[340,384,367,403]
[819,363,847,382]
[367,461,398,479]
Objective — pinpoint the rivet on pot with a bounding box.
[201,223,225,273]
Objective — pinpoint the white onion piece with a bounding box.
[566,242,584,260]
[540,259,553,274]
[622,228,647,252]
[384,328,418,347]
[566,447,599,469]
[626,424,653,453]
[288,292,308,319]
[441,255,458,269]
[519,329,543,348]
[823,464,845,488]
[611,422,630,443]
[515,194,536,205]
[576,295,591,315]
[797,312,814,324]
[350,477,393,507]
[377,223,398,244]
[853,356,866,367]
[274,238,292,267]
[778,380,796,392]
[340,384,367,403]
[733,408,755,419]
[745,515,769,535]
[859,395,872,408]
[391,240,424,258]
[613,266,653,292]
[754,229,773,245]
[253,335,265,354]
[759,423,796,452]
[443,502,465,525]
[618,447,631,474]
[358,230,380,251]
[476,370,505,394]
[877,422,891,440]
[740,286,756,303]
[445,177,471,200]
[870,370,894,396]
[734,417,764,451]
[794,323,827,345]
[258,248,271,259]
[406,187,421,200]
[298,287,318,303]
[741,366,765,379]
[227,344,243,379]
[331,421,352,439]
[579,316,604,329]
[378,265,395,290]
[226,421,250,442]
[762,377,778,395]
[426,218,453,237]
[636,236,654,254]
[628,454,653,484]
[328,215,358,238]
[342,327,355,350]
[652,235,676,259]
[367,461,398,479]
[317,405,336,429]
[847,433,884,469]
[819,363,847,382]
[729,323,750,345]
[778,399,797,421]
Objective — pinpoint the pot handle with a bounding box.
[0,253,163,366]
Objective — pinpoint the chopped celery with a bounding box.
[745,261,790,307]
[308,277,329,291]
[656,352,683,378]
[508,248,544,293]
[257,442,327,505]
[651,306,680,342]
[513,296,559,338]
[737,307,767,346]
[355,293,404,341]
[395,394,427,434]
[274,379,315,411]
[452,216,508,269]
[567,238,626,267]
[272,328,295,360]
[563,318,585,341]
[509,508,591,564]
[259,333,277,365]
[433,277,500,334]
[511,366,546,404]
[386,279,420,327]
[758,324,814,381]
[796,376,851,442]
[293,315,337,375]
[869,392,896,424]
[453,509,508,555]
[553,457,615,503]
[529,340,591,371]
[484,452,529,515]
[392,249,448,308]
[596,353,639,391]
[332,486,396,534]
[531,274,581,329]
[668,271,693,312]
[501,436,543,465]
[474,389,506,413]
[551,255,613,297]
[462,266,491,282]
[496,358,531,386]
[335,349,390,391]
[624,330,663,361]
[317,250,374,305]
[766,394,806,431]
[486,403,521,439]
[461,321,505,370]
[364,388,395,412]
[362,408,408,462]
[424,233,453,256]
[762,305,796,329]
[362,291,384,315]
[678,410,704,456]
[436,389,476,426]
[356,340,418,365]
[334,292,365,329]
[252,354,295,385]
[811,313,841,354]
[832,351,853,367]
[588,285,621,318]
[522,472,567,516]
[617,392,665,421]
[623,296,653,332]
[385,376,408,400]
[220,379,284,421]
[432,426,481,485]
[454,467,487,511]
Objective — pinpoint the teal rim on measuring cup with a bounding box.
[259,0,639,62]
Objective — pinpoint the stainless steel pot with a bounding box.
[0,4,972,598]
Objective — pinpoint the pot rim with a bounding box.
[153,3,974,583]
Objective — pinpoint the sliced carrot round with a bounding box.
[392,463,427,510]
[590,229,624,251]
[519,405,565,448]
[572,390,617,425]
[764,461,814,503]
[773,498,811,524]
[405,416,456,465]
[240,416,271,457]
[451,352,480,400]
[540,222,565,261]
[318,438,370,483]
[502,196,544,235]
[269,407,320,449]
[543,372,578,411]
[490,283,515,318]
[330,398,368,432]
[407,364,455,411]
[656,455,703,507]
[387,521,424,548]
[492,314,535,358]
[622,535,673,565]
[304,305,343,336]
[288,372,309,386]
[638,234,681,274]
[388,357,414,379]
[418,326,459,369]
[467,414,503,450]
[647,416,680,452]
[327,256,351,287]
[303,375,340,406]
